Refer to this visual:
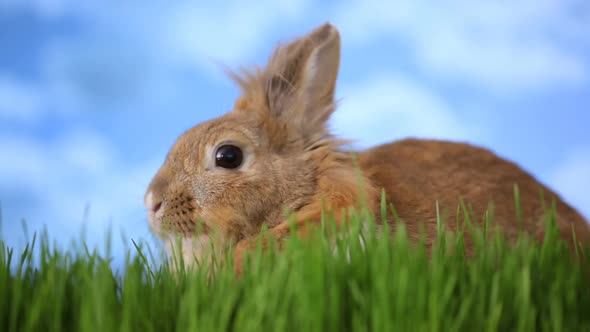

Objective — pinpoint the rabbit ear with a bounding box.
[263,23,341,138]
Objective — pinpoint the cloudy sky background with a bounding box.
[1,0,589,268]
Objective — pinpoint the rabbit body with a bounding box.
[144,23,590,271]
[359,139,590,253]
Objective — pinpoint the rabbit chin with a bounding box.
[162,234,216,268]
[147,216,226,269]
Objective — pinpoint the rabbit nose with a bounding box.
[145,191,163,213]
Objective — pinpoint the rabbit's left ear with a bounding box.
[263,23,341,137]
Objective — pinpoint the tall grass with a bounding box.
[1,199,589,332]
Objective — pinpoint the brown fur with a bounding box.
[144,23,590,275]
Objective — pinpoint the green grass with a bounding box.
[1,202,590,332]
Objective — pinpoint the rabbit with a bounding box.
[144,22,590,275]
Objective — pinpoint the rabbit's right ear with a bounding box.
[262,23,341,139]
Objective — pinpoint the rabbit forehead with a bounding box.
[168,116,260,162]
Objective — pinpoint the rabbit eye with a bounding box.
[215,145,243,169]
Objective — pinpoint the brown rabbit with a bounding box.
[144,23,590,274]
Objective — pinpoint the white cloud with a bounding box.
[548,147,590,220]
[160,0,311,74]
[330,74,486,148]
[26,1,312,81]
[0,131,162,252]
[8,1,313,115]
[54,130,114,175]
[0,131,113,187]
[0,76,44,123]
[7,0,588,91]
[333,0,589,91]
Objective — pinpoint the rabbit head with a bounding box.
[144,23,349,261]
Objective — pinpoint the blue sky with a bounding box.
[1,0,589,266]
